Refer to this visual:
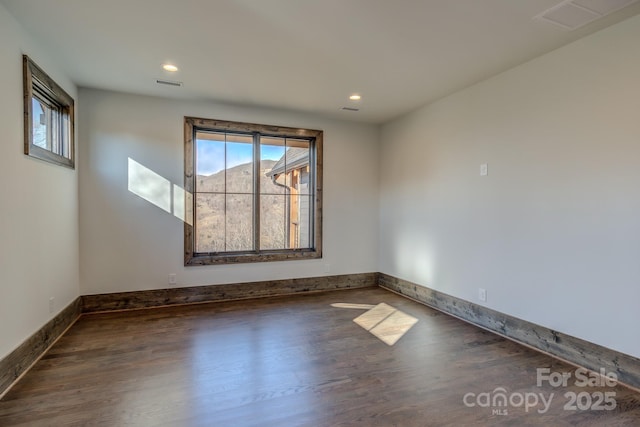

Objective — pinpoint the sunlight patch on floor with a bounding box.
[330,303,376,310]
[332,302,418,346]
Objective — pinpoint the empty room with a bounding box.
[1,0,640,425]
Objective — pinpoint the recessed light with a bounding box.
[349,94,361,101]
[163,64,179,72]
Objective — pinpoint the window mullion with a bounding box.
[284,138,290,249]
[253,132,261,253]
[224,133,228,253]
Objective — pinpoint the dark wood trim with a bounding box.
[0,297,81,398]
[378,273,640,391]
[184,117,323,138]
[184,249,323,266]
[183,116,323,266]
[23,55,75,169]
[82,273,377,313]
[1,274,372,397]
[313,131,323,259]
[183,116,195,265]
[23,55,33,159]
[5,274,640,404]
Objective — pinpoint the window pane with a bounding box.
[296,195,312,249]
[195,132,226,193]
[32,92,65,156]
[62,113,71,157]
[31,97,48,150]
[284,141,310,189]
[287,194,312,249]
[286,138,310,149]
[51,107,61,155]
[195,194,225,253]
[225,134,253,194]
[297,165,311,195]
[226,194,253,251]
[260,195,286,250]
[260,137,286,195]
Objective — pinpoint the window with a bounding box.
[23,55,75,168]
[184,117,323,265]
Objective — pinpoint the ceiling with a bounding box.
[3,0,640,123]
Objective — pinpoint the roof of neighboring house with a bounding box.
[267,147,309,177]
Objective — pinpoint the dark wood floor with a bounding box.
[1,288,639,426]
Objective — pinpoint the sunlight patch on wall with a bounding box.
[128,158,171,212]
[172,185,192,224]
[413,246,436,285]
[393,235,437,286]
[128,158,193,225]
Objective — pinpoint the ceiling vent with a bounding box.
[534,0,638,30]
[156,79,183,87]
[341,107,359,112]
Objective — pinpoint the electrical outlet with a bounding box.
[324,263,331,273]
[480,163,488,176]
[478,288,487,302]
[49,297,55,314]
[168,274,177,285]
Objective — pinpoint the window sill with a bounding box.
[185,249,322,266]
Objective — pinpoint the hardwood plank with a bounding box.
[1,288,639,426]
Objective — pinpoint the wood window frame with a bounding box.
[184,117,323,266]
[23,55,75,169]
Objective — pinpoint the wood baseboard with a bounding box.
[378,273,640,391]
[1,273,376,397]
[0,297,81,398]
[82,272,378,313]
[5,273,638,399]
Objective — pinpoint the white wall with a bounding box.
[380,15,640,358]
[0,4,79,360]
[5,0,637,367]
[79,89,379,295]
